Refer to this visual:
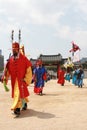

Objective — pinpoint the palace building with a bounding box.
[30,54,67,79]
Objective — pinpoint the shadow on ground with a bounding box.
[15,109,55,119]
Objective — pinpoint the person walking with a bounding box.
[72,67,78,85]
[2,42,32,116]
[76,66,84,88]
[57,66,65,86]
[32,59,47,95]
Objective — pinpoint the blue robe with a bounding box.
[33,66,46,94]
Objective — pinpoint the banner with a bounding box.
[72,50,80,62]
[69,41,81,62]
[69,41,80,53]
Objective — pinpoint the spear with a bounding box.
[11,30,14,43]
[18,29,21,45]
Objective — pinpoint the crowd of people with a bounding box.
[72,66,84,88]
[57,65,84,88]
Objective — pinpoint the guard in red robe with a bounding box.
[3,42,32,116]
[57,67,65,86]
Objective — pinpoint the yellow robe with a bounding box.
[7,67,32,110]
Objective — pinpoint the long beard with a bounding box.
[13,52,18,57]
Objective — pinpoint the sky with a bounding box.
[0,0,87,62]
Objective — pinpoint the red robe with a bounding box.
[57,69,65,85]
[6,53,32,98]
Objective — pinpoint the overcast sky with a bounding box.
[0,0,87,62]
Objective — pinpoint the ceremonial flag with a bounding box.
[69,41,81,62]
[69,41,80,53]
[72,50,80,62]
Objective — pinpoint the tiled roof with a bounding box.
[39,54,62,61]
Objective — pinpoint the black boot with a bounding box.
[14,108,20,115]
[39,90,43,96]
[22,103,27,110]
[81,85,82,88]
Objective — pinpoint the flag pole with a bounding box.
[10,30,14,58]
[72,42,74,62]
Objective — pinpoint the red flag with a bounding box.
[69,41,80,52]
